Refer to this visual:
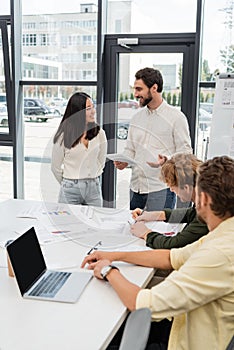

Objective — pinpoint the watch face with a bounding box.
[101,265,112,279]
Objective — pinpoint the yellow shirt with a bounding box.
[136,217,234,349]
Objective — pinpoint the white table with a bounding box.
[0,199,154,350]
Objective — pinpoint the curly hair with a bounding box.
[161,153,203,189]
[135,67,163,92]
[197,155,234,218]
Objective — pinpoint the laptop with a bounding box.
[6,227,92,303]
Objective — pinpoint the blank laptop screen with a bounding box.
[7,227,46,295]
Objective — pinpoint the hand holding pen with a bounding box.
[131,208,165,222]
[131,208,145,222]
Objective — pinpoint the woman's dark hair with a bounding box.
[135,67,163,92]
[53,92,100,149]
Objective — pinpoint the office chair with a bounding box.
[226,335,234,350]
[119,308,151,350]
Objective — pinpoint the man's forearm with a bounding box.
[106,268,140,311]
[111,250,172,270]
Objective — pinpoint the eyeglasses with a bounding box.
[85,105,95,111]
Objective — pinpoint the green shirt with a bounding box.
[146,205,208,249]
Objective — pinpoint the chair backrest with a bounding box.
[226,335,234,350]
[119,308,151,350]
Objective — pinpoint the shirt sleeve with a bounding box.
[146,206,208,249]
[51,140,65,183]
[172,111,192,154]
[146,221,208,249]
[136,243,233,321]
[97,129,107,173]
[122,122,136,159]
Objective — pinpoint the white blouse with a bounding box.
[51,128,107,183]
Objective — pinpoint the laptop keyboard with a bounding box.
[29,271,71,298]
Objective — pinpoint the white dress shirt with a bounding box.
[123,100,192,193]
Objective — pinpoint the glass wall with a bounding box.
[0,23,10,134]
[107,0,197,34]
[22,85,97,201]
[20,0,99,200]
[196,0,233,159]
[0,147,13,201]
[1,0,233,202]
[22,1,98,82]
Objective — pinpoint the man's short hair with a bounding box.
[197,155,234,218]
[135,67,163,92]
[161,153,202,188]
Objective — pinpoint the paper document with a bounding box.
[145,221,184,235]
[107,153,137,166]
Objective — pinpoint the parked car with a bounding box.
[118,99,139,109]
[0,93,7,104]
[198,108,212,131]
[117,121,129,140]
[0,103,8,126]
[49,97,68,116]
[200,102,213,114]
[117,107,138,140]
[24,98,59,122]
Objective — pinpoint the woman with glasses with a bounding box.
[51,92,107,206]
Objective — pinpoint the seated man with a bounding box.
[130,153,209,249]
[81,156,234,350]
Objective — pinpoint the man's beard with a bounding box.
[139,91,153,107]
[197,213,206,224]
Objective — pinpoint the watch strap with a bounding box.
[102,265,119,281]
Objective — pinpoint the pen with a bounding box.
[51,230,70,234]
[128,209,145,225]
[87,240,102,255]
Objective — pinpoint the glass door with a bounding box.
[116,52,184,209]
[102,33,199,208]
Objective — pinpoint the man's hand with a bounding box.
[114,161,128,170]
[147,154,167,168]
[93,259,112,280]
[130,222,152,239]
[81,251,114,269]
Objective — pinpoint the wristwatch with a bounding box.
[100,265,119,281]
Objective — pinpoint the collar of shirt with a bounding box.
[146,99,166,115]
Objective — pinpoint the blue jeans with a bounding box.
[58,178,103,207]
[130,188,176,211]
